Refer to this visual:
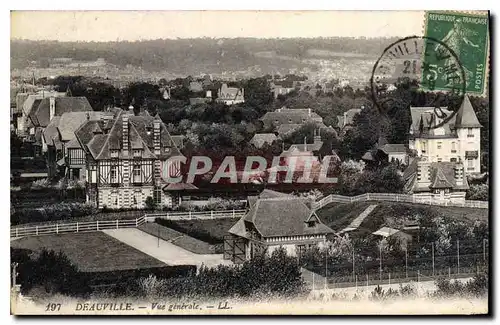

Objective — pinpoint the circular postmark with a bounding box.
[370,36,466,129]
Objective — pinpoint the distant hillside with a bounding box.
[11,37,398,76]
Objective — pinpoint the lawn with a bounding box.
[315,202,374,232]
[317,200,489,234]
[138,223,219,254]
[155,218,240,244]
[10,232,167,272]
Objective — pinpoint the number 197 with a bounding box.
[45,303,61,312]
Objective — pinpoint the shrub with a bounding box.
[145,196,155,210]
[30,178,51,190]
[466,184,489,201]
[11,202,98,225]
[132,246,307,299]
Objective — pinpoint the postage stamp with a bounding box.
[422,11,490,96]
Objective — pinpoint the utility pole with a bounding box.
[483,239,486,262]
[432,242,435,277]
[405,247,408,279]
[352,246,355,282]
[324,237,328,290]
[379,244,382,281]
[11,263,18,287]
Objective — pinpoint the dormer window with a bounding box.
[111,150,119,158]
[133,149,142,158]
[146,126,153,136]
[307,221,316,228]
[164,146,171,154]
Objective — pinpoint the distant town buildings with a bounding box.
[260,107,326,137]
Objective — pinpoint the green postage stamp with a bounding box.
[423,11,489,96]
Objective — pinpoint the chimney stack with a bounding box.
[153,120,161,155]
[49,97,56,121]
[122,114,129,156]
[454,161,464,186]
[416,159,431,187]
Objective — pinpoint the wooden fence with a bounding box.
[144,209,246,222]
[11,218,146,238]
[11,209,247,238]
[312,193,489,210]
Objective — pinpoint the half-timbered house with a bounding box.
[75,109,186,209]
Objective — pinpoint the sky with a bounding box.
[11,11,425,42]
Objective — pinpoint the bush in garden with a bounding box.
[11,202,98,225]
[30,178,51,190]
[132,246,307,299]
[466,184,489,201]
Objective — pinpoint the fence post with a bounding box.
[189,211,192,220]
[97,220,99,231]
[15,228,18,237]
[483,239,486,262]
[366,274,369,287]
[56,224,59,234]
[232,209,235,218]
[135,218,138,227]
[211,210,214,219]
[457,239,460,274]
[448,267,451,279]
[389,272,391,285]
[76,222,79,233]
[36,226,38,236]
[116,219,119,229]
[312,272,315,291]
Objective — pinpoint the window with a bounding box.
[307,221,316,228]
[134,191,142,208]
[153,186,162,205]
[133,163,141,183]
[467,128,474,138]
[133,149,142,158]
[421,142,427,153]
[110,165,118,183]
[164,146,171,154]
[467,158,474,170]
[450,158,457,162]
[437,158,442,162]
[110,192,118,208]
[451,142,457,153]
[437,142,442,149]
[111,150,119,158]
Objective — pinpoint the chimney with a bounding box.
[122,114,129,155]
[49,97,56,121]
[454,161,464,186]
[416,159,431,187]
[153,120,161,155]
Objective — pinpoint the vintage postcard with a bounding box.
[10,10,490,315]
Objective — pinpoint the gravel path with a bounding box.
[102,228,232,269]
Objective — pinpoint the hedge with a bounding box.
[11,202,98,226]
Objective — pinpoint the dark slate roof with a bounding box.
[42,116,61,145]
[379,144,407,154]
[66,137,82,149]
[58,111,112,141]
[410,107,458,137]
[403,159,469,193]
[33,97,93,127]
[163,183,199,191]
[454,95,482,128]
[261,108,323,125]
[79,111,182,161]
[250,133,277,148]
[170,135,185,149]
[230,192,334,238]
